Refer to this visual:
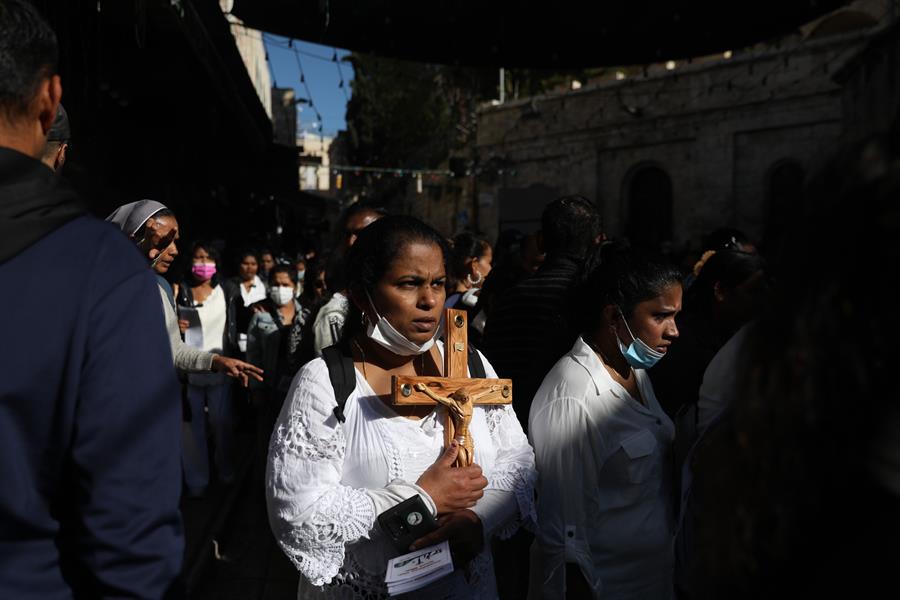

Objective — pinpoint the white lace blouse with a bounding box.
[266,342,536,599]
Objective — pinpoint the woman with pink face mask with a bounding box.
[176,240,244,497]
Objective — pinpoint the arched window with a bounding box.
[625,164,673,250]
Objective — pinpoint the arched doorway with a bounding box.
[762,159,805,258]
[625,164,673,250]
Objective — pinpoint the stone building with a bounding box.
[30,0,295,245]
[271,87,298,147]
[298,133,334,191]
[220,0,272,118]
[473,1,899,253]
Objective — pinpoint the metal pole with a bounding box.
[499,68,505,104]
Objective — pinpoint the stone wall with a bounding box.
[475,29,878,250]
[837,21,900,142]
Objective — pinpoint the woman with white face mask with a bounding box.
[246,264,310,481]
[266,215,536,599]
[529,241,683,600]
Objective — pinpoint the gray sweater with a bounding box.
[158,284,214,372]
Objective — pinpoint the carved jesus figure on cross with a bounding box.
[413,383,502,468]
[391,309,512,468]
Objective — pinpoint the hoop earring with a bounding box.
[466,271,483,286]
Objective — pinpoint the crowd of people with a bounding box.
[3,1,900,599]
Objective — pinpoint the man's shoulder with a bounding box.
[43,213,124,246]
[16,214,146,278]
[494,267,577,312]
[512,259,578,289]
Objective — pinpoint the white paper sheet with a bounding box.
[178,305,203,349]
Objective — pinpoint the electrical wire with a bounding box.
[334,47,350,101]
[299,163,453,177]
[290,48,325,132]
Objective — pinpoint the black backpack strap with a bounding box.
[322,342,356,423]
[467,344,487,379]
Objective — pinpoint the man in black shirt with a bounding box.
[481,195,603,431]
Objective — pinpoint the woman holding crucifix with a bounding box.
[529,241,682,600]
[266,215,536,599]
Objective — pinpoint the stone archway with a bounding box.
[762,159,805,255]
[625,164,673,250]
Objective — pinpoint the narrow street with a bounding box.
[182,424,299,599]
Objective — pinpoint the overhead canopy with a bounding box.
[232,0,851,67]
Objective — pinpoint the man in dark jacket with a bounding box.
[0,2,183,598]
[481,195,603,432]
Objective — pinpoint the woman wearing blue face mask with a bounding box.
[266,215,536,599]
[529,241,682,600]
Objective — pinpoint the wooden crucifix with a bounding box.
[391,308,512,468]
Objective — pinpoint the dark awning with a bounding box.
[232,0,851,68]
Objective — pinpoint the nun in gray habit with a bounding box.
[106,200,263,385]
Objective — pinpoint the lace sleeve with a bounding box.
[478,351,538,539]
[483,403,538,538]
[266,359,377,587]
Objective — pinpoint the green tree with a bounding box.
[343,54,600,206]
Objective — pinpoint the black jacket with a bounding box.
[0,147,84,262]
[176,277,241,357]
[0,148,184,598]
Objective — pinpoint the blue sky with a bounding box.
[264,35,353,137]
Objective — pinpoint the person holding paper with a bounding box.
[105,200,262,385]
[176,240,249,496]
[266,216,537,599]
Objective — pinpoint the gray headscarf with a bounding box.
[105,199,168,237]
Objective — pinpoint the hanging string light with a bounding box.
[263,35,339,62]
[264,34,357,133]
[334,47,350,101]
[313,163,453,177]
[264,46,277,87]
[291,49,325,134]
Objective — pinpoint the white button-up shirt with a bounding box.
[239,275,267,307]
[529,336,675,600]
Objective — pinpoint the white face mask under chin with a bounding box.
[364,291,441,356]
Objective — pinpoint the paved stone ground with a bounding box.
[183,399,299,600]
[188,473,298,600]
